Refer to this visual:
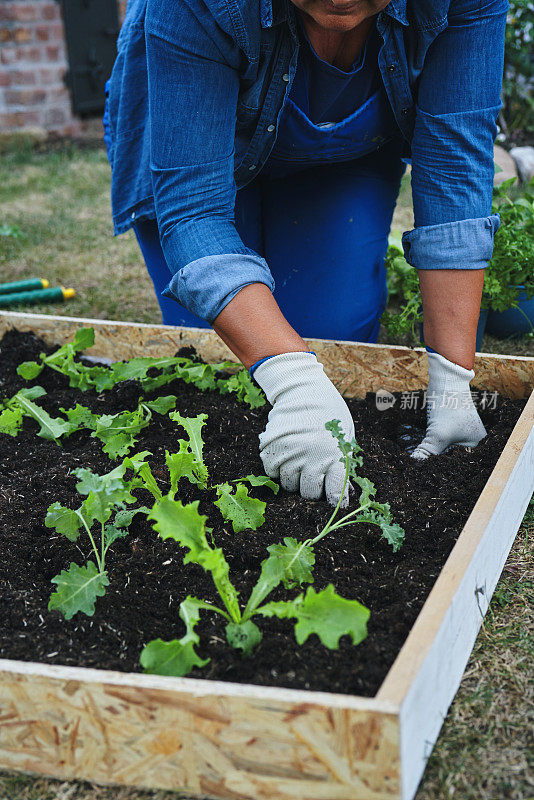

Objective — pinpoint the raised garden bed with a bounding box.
[0,311,533,800]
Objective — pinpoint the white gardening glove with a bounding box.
[253,352,355,505]
[411,350,487,460]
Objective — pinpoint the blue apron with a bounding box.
[264,20,398,179]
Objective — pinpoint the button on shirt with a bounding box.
[106,0,507,323]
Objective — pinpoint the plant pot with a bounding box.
[420,308,488,352]
[486,288,534,338]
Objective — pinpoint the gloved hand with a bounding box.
[411,350,487,460]
[253,352,354,505]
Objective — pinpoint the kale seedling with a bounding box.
[140,423,403,676]
[17,327,266,407]
[45,465,140,619]
[140,497,370,676]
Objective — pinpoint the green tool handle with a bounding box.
[0,278,49,295]
[0,287,75,307]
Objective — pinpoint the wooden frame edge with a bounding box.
[377,392,534,799]
[0,310,532,398]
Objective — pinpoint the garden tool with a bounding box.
[0,286,75,308]
[0,278,50,295]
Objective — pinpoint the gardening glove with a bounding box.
[411,350,487,460]
[253,352,354,506]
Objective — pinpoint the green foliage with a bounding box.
[382,180,534,340]
[140,425,400,679]
[45,464,141,619]
[259,584,370,648]
[0,223,25,239]
[139,596,211,676]
[218,369,266,409]
[214,482,266,533]
[502,2,534,141]
[482,178,534,312]
[17,327,266,407]
[0,386,77,441]
[49,562,109,620]
[169,412,209,487]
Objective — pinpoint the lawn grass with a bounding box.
[0,139,533,800]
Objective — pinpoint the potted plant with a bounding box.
[381,177,534,346]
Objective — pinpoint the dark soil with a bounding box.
[0,329,526,697]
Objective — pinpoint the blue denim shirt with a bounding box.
[106,0,507,323]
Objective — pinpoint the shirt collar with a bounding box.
[261,0,289,27]
[381,0,408,26]
[261,0,408,29]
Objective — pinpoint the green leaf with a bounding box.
[92,407,150,459]
[237,475,279,494]
[169,412,208,487]
[122,452,162,501]
[103,524,130,548]
[325,419,363,475]
[72,328,95,352]
[17,361,44,380]
[266,537,315,589]
[45,502,83,541]
[149,497,210,557]
[219,370,266,408]
[72,467,136,506]
[364,503,405,552]
[48,561,109,620]
[0,406,23,436]
[166,446,201,493]
[17,386,47,401]
[61,404,98,433]
[140,595,211,677]
[225,619,262,654]
[114,505,150,528]
[142,395,177,415]
[214,482,266,533]
[149,497,240,621]
[352,476,376,505]
[259,584,370,649]
[244,538,315,617]
[14,394,73,441]
[140,637,209,677]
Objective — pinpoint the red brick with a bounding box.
[12,27,33,43]
[50,22,64,39]
[35,24,50,41]
[22,45,47,62]
[41,3,59,21]
[5,88,47,105]
[10,69,37,86]
[45,44,61,60]
[0,72,12,87]
[48,85,69,102]
[0,110,41,129]
[44,106,68,126]
[38,65,66,84]
[6,4,40,23]
[0,27,12,43]
[0,47,17,65]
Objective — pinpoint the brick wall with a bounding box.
[0,0,127,137]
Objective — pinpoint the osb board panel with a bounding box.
[0,311,532,399]
[0,663,400,800]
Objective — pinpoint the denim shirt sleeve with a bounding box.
[402,0,508,271]
[145,0,274,323]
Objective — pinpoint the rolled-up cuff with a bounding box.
[402,214,500,270]
[162,252,275,323]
